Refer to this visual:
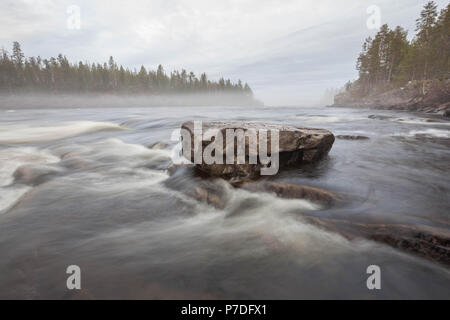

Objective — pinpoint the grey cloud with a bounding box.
[1,0,448,105]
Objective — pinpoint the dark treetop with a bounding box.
[0,41,253,97]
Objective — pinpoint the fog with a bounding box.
[0,93,263,110]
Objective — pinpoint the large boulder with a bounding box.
[181,121,334,178]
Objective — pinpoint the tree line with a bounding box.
[0,42,253,96]
[348,1,449,96]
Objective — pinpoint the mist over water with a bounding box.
[0,93,262,110]
[0,96,449,299]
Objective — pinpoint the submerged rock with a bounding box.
[13,164,63,186]
[181,121,334,178]
[301,216,450,266]
[187,184,228,209]
[336,135,369,140]
[166,164,337,208]
[240,181,337,206]
[147,141,169,150]
[368,114,394,120]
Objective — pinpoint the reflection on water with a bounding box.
[0,105,449,299]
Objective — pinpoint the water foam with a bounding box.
[0,147,61,213]
[394,118,450,126]
[292,115,365,123]
[54,138,172,170]
[0,147,60,187]
[0,185,31,214]
[95,184,354,267]
[0,121,125,144]
[392,129,450,139]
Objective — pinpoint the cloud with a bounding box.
[1,0,448,105]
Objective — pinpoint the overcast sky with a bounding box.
[1,0,448,105]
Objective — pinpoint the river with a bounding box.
[0,103,449,299]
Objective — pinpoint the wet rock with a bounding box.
[185,180,338,209]
[148,142,169,150]
[336,135,369,140]
[424,107,436,113]
[368,114,394,120]
[300,216,450,266]
[368,225,450,266]
[240,181,337,206]
[61,152,81,160]
[60,152,90,170]
[13,164,63,186]
[187,184,227,209]
[164,165,229,209]
[167,164,337,208]
[437,101,450,111]
[437,102,450,118]
[181,121,334,179]
[60,157,90,170]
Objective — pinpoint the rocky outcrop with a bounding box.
[442,106,450,118]
[181,121,335,179]
[301,216,450,266]
[333,79,450,116]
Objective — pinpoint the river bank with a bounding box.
[333,80,450,117]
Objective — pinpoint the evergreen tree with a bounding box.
[347,1,448,97]
[415,1,438,79]
[0,41,253,97]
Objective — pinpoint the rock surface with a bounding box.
[301,215,450,266]
[240,181,337,206]
[336,135,369,140]
[181,121,335,178]
[368,114,394,120]
[13,164,63,186]
[333,79,450,117]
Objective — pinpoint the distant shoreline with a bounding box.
[332,79,450,118]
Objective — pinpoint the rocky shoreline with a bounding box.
[332,80,450,118]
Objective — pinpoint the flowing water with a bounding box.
[0,104,449,299]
